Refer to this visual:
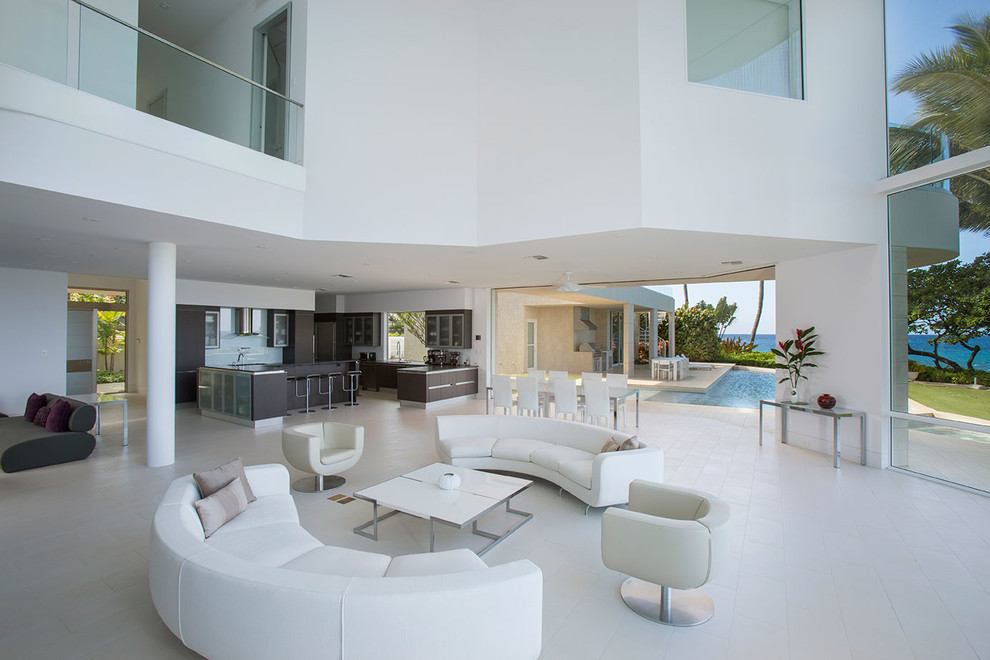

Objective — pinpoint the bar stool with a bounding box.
[320,372,339,411]
[291,375,316,413]
[343,370,361,406]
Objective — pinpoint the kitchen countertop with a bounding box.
[202,359,358,374]
[397,365,478,374]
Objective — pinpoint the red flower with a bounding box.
[779,341,786,351]
[796,340,804,351]
[796,328,803,338]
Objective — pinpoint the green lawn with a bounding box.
[908,382,990,422]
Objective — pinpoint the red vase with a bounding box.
[817,393,836,409]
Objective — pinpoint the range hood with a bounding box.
[234,308,260,335]
[577,307,597,330]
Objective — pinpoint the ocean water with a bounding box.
[724,333,990,371]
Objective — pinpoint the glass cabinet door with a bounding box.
[426,315,439,346]
[235,374,251,418]
[204,311,220,348]
[273,313,289,347]
[451,314,464,347]
[438,315,451,347]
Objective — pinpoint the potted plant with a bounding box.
[770,327,824,403]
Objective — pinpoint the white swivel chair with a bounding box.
[605,373,628,425]
[601,480,730,626]
[516,375,542,417]
[492,374,515,415]
[551,377,581,421]
[583,380,611,427]
[282,422,364,492]
[547,370,568,382]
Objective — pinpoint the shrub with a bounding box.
[908,361,990,387]
[718,351,776,368]
[97,370,125,384]
[721,337,756,354]
[659,305,721,362]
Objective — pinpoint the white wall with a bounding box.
[302,0,478,245]
[774,245,889,467]
[176,279,314,310]
[0,267,68,412]
[476,0,643,244]
[637,0,888,245]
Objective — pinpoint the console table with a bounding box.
[759,400,866,468]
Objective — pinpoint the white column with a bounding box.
[648,309,658,362]
[668,311,675,357]
[147,241,176,467]
[623,304,635,377]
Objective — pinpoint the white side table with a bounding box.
[74,393,128,446]
[759,400,865,468]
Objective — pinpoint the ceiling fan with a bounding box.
[556,272,582,292]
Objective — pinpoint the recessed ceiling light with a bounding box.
[614,233,625,238]
[82,216,100,223]
[183,259,192,263]
[34,237,51,241]
[445,280,460,285]
[158,2,170,9]
[332,274,353,279]
[720,260,743,265]
[524,255,549,260]
[255,245,268,249]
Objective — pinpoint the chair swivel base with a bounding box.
[292,474,346,493]
[619,578,714,627]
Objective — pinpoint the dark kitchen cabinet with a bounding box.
[176,305,217,403]
[343,314,380,346]
[282,310,314,363]
[425,310,472,348]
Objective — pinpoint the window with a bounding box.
[686,0,803,99]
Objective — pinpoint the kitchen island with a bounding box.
[360,360,427,391]
[396,366,479,409]
[198,360,358,425]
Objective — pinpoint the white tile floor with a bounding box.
[2,391,990,659]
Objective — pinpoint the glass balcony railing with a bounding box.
[891,415,990,494]
[2,0,303,163]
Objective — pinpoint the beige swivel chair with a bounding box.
[601,480,730,626]
[282,422,364,492]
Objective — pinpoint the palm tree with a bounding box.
[889,13,990,234]
[749,280,764,345]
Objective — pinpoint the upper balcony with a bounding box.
[1,0,304,164]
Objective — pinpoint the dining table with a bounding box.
[485,378,639,429]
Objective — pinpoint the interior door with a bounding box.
[66,309,97,394]
[526,320,537,369]
[252,7,290,159]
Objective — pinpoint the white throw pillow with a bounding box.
[194,477,249,538]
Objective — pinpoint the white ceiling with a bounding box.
[0,182,861,294]
[138,0,247,49]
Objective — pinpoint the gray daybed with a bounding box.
[0,394,97,473]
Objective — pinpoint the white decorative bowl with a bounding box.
[437,472,461,490]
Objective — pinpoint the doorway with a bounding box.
[609,310,623,368]
[67,288,128,393]
[252,5,290,159]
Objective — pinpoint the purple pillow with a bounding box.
[46,399,72,432]
[24,393,47,421]
[33,406,52,427]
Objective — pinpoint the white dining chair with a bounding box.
[492,374,515,415]
[516,375,542,417]
[606,373,628,425]
[551,377,581,421]
[581,372,602,385]
[547,370,568,382]
[527,368,547,380]
[583,380,611,428]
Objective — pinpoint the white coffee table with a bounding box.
[353,463,532,555]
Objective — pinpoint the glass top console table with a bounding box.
[759,400,866,468]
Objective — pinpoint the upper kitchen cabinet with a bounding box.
[425,310,472,348]
[267,310,290,348]
[343,314,380,346]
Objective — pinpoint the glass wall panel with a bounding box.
[686,0,803,99]
[0,0,67,84]
[889,172,990,489]
[886,1,990,174]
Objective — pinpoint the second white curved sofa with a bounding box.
[150,463,543,660]
[436,415,664,508]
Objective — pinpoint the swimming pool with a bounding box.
[640,368,775,410]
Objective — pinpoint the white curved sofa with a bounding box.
[436,415,664,508]
[150,463,543,660]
